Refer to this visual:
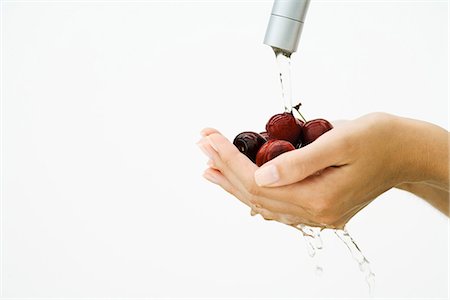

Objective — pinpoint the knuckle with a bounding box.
[258,208,276,222]
[246,192,260,206]
[278,213,301,225]
[221,154,235,167]
[247,194,260,208]
[244,181,260,198]
[261,213,273,221]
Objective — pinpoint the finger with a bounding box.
[200,127,221,137]
[203,167,253,208]
[203,168,236,195]
[197,137,220,161]
[202,168,300,221]
[254,131,347,187]
[255,208,278,221]
[249,204,304,225]
[203,167,299,221]
[198,137,252,190]
[199,136,258,201]
[254,208,306,225]
[207,159,218,170]
[206,132,258,175]
[203,133,321,219]
[203,167,309,225]
[204,132,261,197]
[199,139,247,193]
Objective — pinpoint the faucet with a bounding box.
[264,0,311,55]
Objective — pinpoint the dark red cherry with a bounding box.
[259,131,270,140]
[266,112,304,145]
[233,131,267,163]
[302,119,333,145]
[255,139,295,167]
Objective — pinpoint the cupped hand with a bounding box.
[197,113,436,228]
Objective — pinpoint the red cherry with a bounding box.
[266,112,304,145]
[255,139,295,167]
[259,131,271,140]
[302,119,333,145]
[233,131,267,163]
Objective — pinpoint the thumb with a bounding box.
[254,133,345,187]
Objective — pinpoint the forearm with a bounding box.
[394,115,449,214]
[397,182,449,216]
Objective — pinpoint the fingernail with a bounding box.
[254,164,279,186]
[206,136,218,152]
[197,142,213,159]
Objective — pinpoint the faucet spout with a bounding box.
[264,0,311,54]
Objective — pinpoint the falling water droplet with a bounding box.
[334,228,376,295]
[293,224,324,274]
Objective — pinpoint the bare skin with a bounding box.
[197,113,449,228]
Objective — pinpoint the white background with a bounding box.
[1,0,448,298]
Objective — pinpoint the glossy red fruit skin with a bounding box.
[256,139,295,167]
[259,131,271,140]
[233,131,267,163]
[302,119,333,145]
[266,112,304,145]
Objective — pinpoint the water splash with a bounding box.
[290,224,375,294]
[334,228,376,295]
[292,224,324,276]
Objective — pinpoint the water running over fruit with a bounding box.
[266,112,303,146]
[231,48,375,295]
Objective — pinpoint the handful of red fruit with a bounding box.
[233,106,333,167]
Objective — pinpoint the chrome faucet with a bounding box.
[264,0,311,54]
